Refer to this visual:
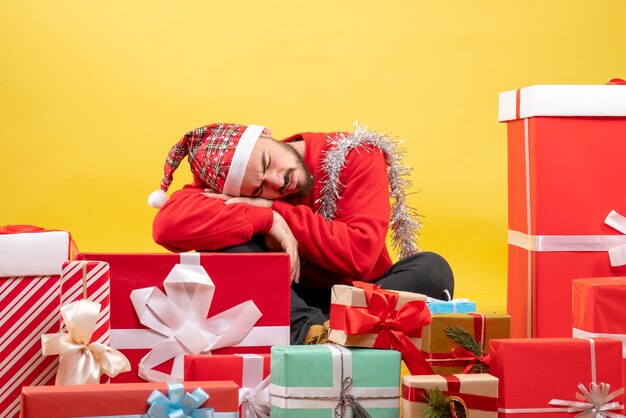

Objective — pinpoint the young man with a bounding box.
[150,123,454,344]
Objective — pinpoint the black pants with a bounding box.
[213,236,455,344]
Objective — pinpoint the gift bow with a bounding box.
[332,376,371,418]
[605,211,626,266]
[549,382,625,418]
[41,299,130,385]
[450,346,491,373]
[0,224,47,234]
[130,262,262,381]
[147,382,215,418]
[239,376,271,418]
[342,281,433,375]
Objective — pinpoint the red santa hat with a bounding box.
[148,123,269,208]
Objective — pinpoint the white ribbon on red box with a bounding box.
[498,338,625,416]
[508,210,626,267]
[117,254,264,382]
[239,354,270,418]
[574,328,626,358]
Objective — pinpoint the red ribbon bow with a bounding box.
[450,346,491,374]
[0,224,79,258]
[0,224,48,234]
[332,281,434,375]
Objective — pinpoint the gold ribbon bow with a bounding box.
[549,382,625,418]
[41,299,130,385]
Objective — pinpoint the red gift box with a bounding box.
[499,84,626,338]
[573,277,626,385]
[185,353,271,418]
[0,227,72,418]
[490,338,624,417]
[20,380,239,418]
[76,252,290,383]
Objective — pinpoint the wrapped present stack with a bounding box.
[2,222,507,418]
[492,80,626,417]
[0,226,122,417]
[7,80,626,418]
[498,82,626,338]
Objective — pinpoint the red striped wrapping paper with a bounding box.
[0,260,110,418]
[0,274,61,418]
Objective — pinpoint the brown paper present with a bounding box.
[402,374,498,418]
[328,282,434,375]
[421,313,510,374]
[329,283,428,347]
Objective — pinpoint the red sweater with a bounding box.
[153,132,393,287]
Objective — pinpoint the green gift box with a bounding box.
[270,344,401,418]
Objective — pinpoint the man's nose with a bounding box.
[265,170,284,189]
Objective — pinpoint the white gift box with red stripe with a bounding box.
[0,229,109,418]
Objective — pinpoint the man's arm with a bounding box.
[153,186,301,282]
[272,147,391,278]
[152,186,274,252]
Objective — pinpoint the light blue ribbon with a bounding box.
[146,382,213,418]
[426,297,476,314]
[77,382,238,418]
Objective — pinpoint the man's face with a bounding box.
[240,136,313,199]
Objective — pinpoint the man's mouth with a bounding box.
[280,171,296,195]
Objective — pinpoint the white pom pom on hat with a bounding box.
[148,189,168,209]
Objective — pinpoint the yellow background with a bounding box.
[2,1,625,314]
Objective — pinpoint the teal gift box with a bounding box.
[270,344,400,418]
[427,298,476,314]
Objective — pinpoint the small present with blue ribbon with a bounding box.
[427,297,477,314]
[20,381,240,418]
[144,382,217,418]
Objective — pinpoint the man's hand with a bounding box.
[204,190,297,282]
[203,190,273,208]
[265,211,300,284]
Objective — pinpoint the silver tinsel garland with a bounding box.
[316,123,421,260]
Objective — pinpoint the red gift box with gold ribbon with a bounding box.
[328,281,433,375]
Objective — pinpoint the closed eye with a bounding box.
[252,152,268,197]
